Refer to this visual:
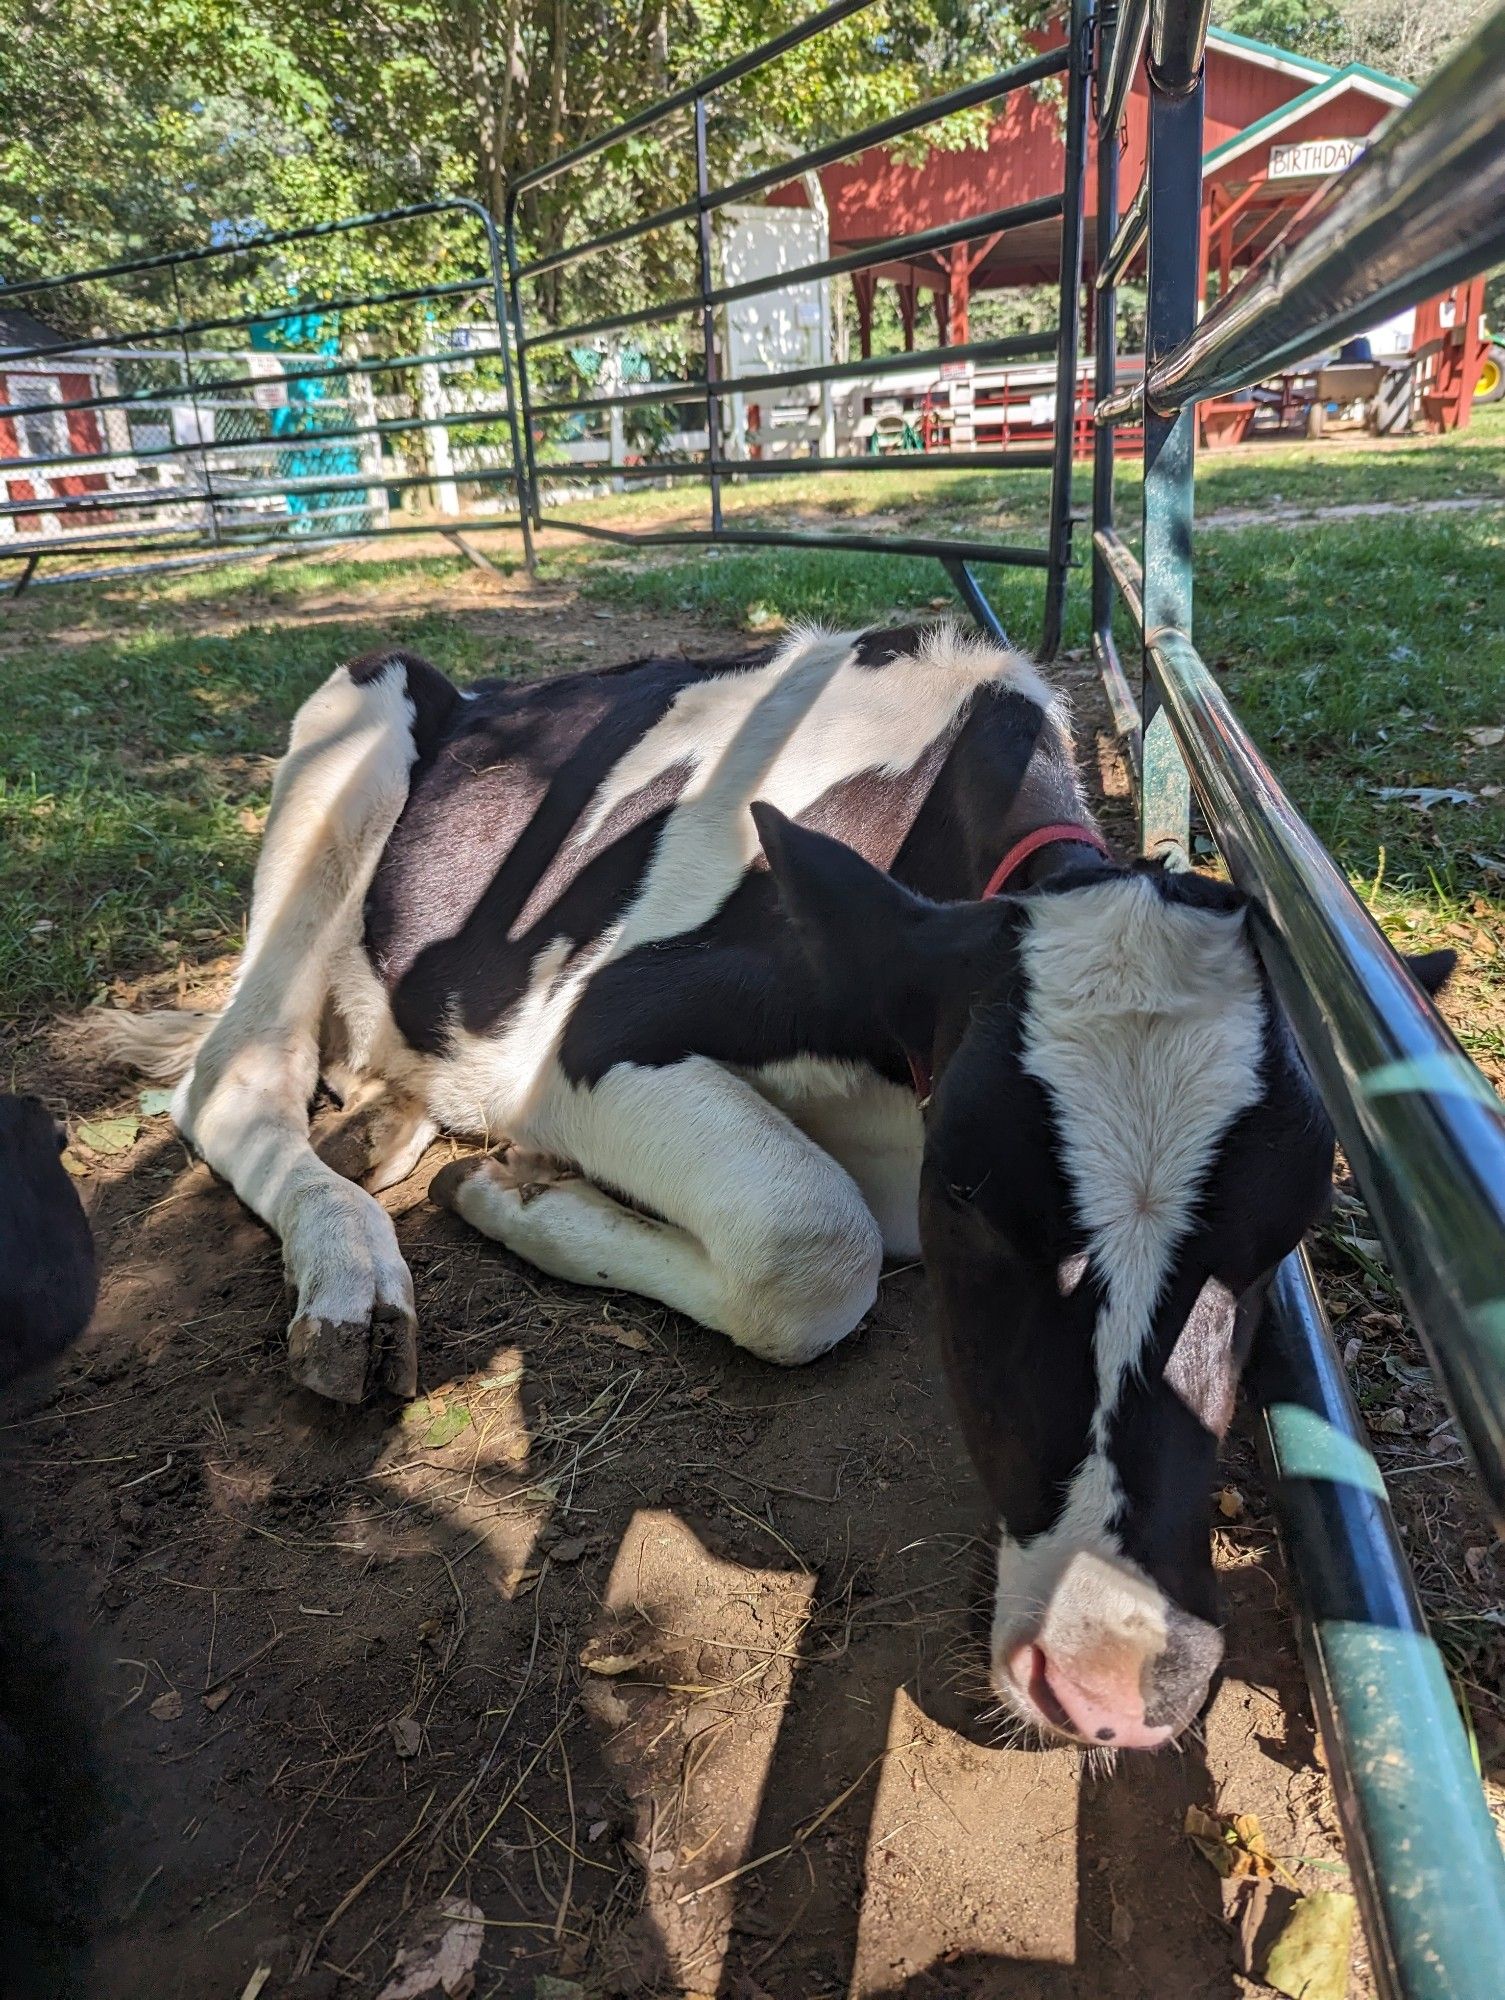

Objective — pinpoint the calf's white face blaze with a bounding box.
[983,876,1262,1747]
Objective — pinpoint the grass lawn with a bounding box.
[540,401,1505,542]
[2,417,1502,1051]
[0,553,540,1031]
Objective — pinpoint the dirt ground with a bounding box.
[0,567,1469,2000]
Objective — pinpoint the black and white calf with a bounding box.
[96,623,1445,1750]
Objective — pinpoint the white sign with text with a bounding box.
[1268,137,1363,180]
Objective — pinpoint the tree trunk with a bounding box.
[465,3,506,222]
[496,0,521,205]
[648,1,670,93]
[548,0,567,148]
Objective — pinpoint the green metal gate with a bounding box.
[1091,6,1505,1993]
[0,200,533,589]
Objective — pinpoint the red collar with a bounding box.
[906,822,1113,1104]
[980,820,1112,900]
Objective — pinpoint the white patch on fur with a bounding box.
[577,622,1052,858]
[452,1055,884,1364]
[595,625,1037,957]
[86,1008,219,1081]
[744,1057,923,1259]
[1019,874,1264,1439]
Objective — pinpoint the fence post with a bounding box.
[693,92,725,532]
[1041,0,1093,660]
[345,363,390,532]
[170,264,221,547]
[417,361,461,517]
[1138,27,1202,862]
[1089,2,1142,779]
[450,194,537,570]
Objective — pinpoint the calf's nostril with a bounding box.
[1096,1728,1115,1741]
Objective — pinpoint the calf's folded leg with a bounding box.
[433,1056,883,1365]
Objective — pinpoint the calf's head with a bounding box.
[755,807,1450,1750]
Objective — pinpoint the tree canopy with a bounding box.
[3,1,1494,343]
[1211,0,1491,84]
[1,1,1054,337]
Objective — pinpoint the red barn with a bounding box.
[0,306,116,543]
[776,25,1487,433]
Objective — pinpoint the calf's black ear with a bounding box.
[751,802,1006,1046]
[1406,948,1456,998]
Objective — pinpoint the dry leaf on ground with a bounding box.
[1184,1805,1278,1880]
[1263,1890,1356,2000]
[377,1896,485,1999]
[76,1115,140,1155]
[389,1714,423,1759]
[587,1321,652,1352]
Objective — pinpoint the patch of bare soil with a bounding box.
[5,602,1460,2000]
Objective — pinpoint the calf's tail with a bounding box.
[83,1008,220,1081]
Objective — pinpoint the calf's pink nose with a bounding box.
[1009,1643,1175,1750]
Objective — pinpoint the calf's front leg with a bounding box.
[431,1056,883,1365]
[175,656,424,1401]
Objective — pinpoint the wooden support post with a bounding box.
[948,245,972,347]
[853,271,876,360]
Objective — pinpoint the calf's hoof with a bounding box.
[431,1147,575,1213]
[287,1299,418,1405]
[429,1154,488,1214]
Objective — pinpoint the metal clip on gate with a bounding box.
[1092,4,1505,1992]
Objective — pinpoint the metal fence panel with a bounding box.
[0,198,532,585]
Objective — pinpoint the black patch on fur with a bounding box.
[851,624,930,669]
[0,1094,96,1388]
[0,1092,103,1995]
[920,879,1335,1619]
[557,669,1054,1085]
[921,930,1105,1538]
[887,685,1053,897]
[369,651,773,1052]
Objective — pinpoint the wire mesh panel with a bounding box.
[0,200,531,582]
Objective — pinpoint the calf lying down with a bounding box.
[95,624,1451,1749]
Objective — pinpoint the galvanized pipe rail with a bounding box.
[1091,5,1505,1992]
[529,192,1067,355]
[1098,3,1505,422]
[503,0,1094,655]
